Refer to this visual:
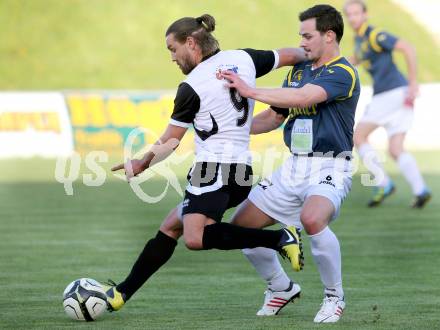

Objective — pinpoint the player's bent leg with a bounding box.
[230,199,276,229]
[183,213,215,250]
[301,196,345,323]
[184,202,302,271]
[233,189,304,272]
[389,133,432,207]
[230,200,288,288]
[242,247,301,316]
[234,202,302,313]
[232,200,304,272]
[242,248,291,292]
[160,205,184,239]
[184,193,302,271]
[201,218,303,273]
[300,195,334,235]
[232,201,302,314]
[105,207,182,311]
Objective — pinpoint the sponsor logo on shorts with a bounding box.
[319,175,336,188]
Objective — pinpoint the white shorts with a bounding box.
[360,86,414,137]
[248,156,352,229]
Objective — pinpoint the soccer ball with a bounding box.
[62,278,107,321]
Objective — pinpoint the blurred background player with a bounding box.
[223,4,360,323]
[344,0,431,208]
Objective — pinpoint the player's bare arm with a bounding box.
[276,48,307,67]
[242,48,305,135]
[111,124,187,179]
[222,70,327,108]
[394,39,418,105]
[250,108,286,134]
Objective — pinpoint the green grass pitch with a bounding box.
[1,153,439,329]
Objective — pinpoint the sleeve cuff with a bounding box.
[170,119,191,128]
[270,106,289,118]
[271,50,280,71]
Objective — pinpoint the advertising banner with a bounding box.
[1,84,439,158]
[0,92,73,158]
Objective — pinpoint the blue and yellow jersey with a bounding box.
[273,56,360,157]
[354,23,407,95]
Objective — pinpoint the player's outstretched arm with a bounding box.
[251,107,287,134]
[222,70,327,108]
[111,124,187,180]
[394,39,418,105]
[276,48,306,68]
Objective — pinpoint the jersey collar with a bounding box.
[201,48,220,62]
[310,55,342,71]
[324,55,342,66]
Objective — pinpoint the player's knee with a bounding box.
[160,222,183,240]
[184,236,203,250]
[388,145,402,160]
[301,212,316,235]
[300,212,321,235]
[184,240,203,250]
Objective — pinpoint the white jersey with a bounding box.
[170,49,279,164]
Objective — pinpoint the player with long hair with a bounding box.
[106,13,306,311]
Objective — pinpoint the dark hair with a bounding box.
[165,14,219,56]
[344,0,367,13]
[299,5,344,43]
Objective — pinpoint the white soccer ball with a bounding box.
[63,278,107,321]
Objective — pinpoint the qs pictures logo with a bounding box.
[55,127,193,203]
[116,127,192,203]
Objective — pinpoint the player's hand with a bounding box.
[111,159,146,180]
[404,82,419,108]
[221,70,253,98]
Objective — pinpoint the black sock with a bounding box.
[202,222,282,250]
[116,230,177,300]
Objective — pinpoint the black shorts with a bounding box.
[181,162,253,222]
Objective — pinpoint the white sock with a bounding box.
[242,247,291,291]
[358,143,390,187]
[397,153,426,195]
[309,227,344,298]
